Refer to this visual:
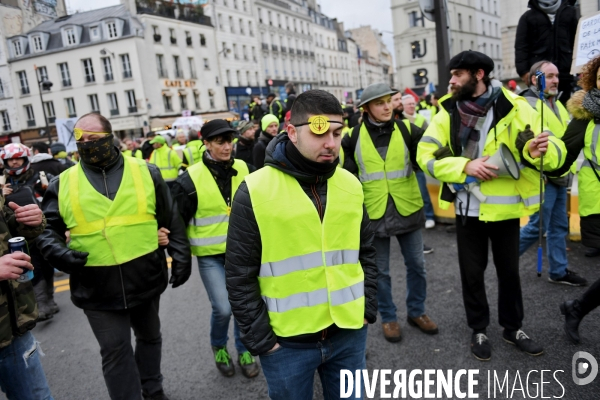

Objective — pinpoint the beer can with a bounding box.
[8,237,33,283]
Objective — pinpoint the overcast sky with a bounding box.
[65,0,396,62]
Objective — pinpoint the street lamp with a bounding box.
[33,65,53,144]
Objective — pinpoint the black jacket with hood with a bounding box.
[224,133,378,356]
[36,151,192,310]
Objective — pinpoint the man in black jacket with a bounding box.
[37,113,191,400]
[515,0,578,104]
[225,90,377,399]
[233,120,256,165]
[252,114,279,168]
[30,141,70,176]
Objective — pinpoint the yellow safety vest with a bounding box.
[534,98,570,138]
[413,114,427,129]
[355,122,423,219]
[58,156,158,266]
[269,100,284,120]
[579,121,600,217]
[246,166,365,337]
[123,149,143,159]
[187,160,249,256]
[149,145,181,181]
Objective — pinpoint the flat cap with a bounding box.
[448,50,494,75]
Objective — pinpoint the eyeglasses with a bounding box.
[73,128,110,140]
[293,115,343,135]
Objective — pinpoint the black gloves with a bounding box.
[516,124,534,155]
[54,249,88,272]
[169,267,190,288]
[433,146,453,160]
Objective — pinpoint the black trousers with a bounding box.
[579,277,600,316]
[84,296,163,400]
[456,217,524,332]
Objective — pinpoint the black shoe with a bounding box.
[560,300,583,344]
[423,245,434,254]
[445,225,456,233]
[502,329,544,356]
[584,248,600,257]
[549,270,587,286]
[238,351,260,379]
[212,346,235,377]
[143,390,169,400]
[471,332,491,361]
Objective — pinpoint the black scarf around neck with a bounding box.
[285,141,338,180]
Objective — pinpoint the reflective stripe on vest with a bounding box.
[185,147,195,166]
[354,122,423,219]
[246,166,365,337]
[186,159,249,256]
[579,121,600,217]
[58,156,158,266]
[151,147,178,181]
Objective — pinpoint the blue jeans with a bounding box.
[260,326,368,400]
[374,229,427,322]
[0,331,53,400]
[197,255,247,354]
[416,170,435,221]
[519,182,568,280]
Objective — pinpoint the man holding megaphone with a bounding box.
[417,50,566,362]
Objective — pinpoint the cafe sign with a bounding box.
[164,80,196,88]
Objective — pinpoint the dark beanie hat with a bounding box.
[50,142,67,154]
[201,119,236,140]
[448,50,494,75]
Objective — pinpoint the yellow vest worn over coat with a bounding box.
[149,145,181,181]
[245,166,365,337]
[355,121,423,219]
[187,159,249,256]
[417,88,566,222]
[578,121,600,217]
[58,156,159,266]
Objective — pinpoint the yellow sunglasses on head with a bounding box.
[294,115,343,135]
[73,128,111,140]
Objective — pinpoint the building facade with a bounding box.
[347,25,393,90]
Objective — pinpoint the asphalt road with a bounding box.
[3,223,599,400]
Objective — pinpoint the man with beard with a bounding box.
[518,61,587,285]
[37,113,191,400]
[391,91,404,120]
[417,51,565,361]
[234,121,257,165]
[342,83,437,343]
[171,120,259,379]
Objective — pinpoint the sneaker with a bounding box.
[381,321,402,342]
[471,333,491,361]
[560,300,583,344]
[549,270,587,286]
[423,245,434,254]
[425,220,436,229]
[143,390,169,400]
[584,248,600,257]
[212,346,235,377]
[502,329,544,356]
[238,351,260,379]
[407,315,439,335]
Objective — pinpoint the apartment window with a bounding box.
[0,79,4,98]
[102,57,114,81]
[33,36,43,52]
[489,21,492,36]
[249,21,254,36]
[126,90,137,113]
[24,105,35,126]
[157,54,167,78]
[234,0,238,9]
[470,40,474,50]
[497,44,500,58]
[18,71,29,95]
[169,28,176,43]
[458,13,462,30]
[58,63,71,87]
[43,101,55,123]
[12,41,22,56]
[203,58,210,70]
[495,23,499,37]
[468,16,472,32]
[200,34,206,46]
[174,56,182,78]
[65,97,76,117]
[239,19,244,34]
[107,93,119,116]
[179,93,187,110]
[83,58,95,83]
[1,111,11,132]
[193,91,200,109]
[246,71,250,86]
[121,54,132,78]
[107,21,118,38]
[89,94,100,112]
[226,70,231,86]
[268,11,272,25]
[163,93,173,111]
[222,42,228,58]
[188,57,196,79]
[65,28,77,45]
[233,44,238,59]
[242,45,247,60]
[229,16,234,33]
[481,19,485,35]
[185,31,191,46]
[209,92,215,108]
[90,26,99,39]
[252,46,256,61]
[460,39,464,51]
[258,7,262,23]
[37,66,49,85]
[236,70,241,85]
[243,1,247,11]
[218,14,224,30]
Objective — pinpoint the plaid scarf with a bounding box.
[457,85,502,159]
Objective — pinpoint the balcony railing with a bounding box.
[27,120,35,127]
[110,109,119,116]
[175,69,183,78]
[62,79,71,87]
[104,73,114,81]
[296,49,302,55]
[128,106,138,113]
[123,70,132,79]
[272,45,278,51]
[158,69,168,78]
[136,2,212,27]
[280,46,286,53]
[303,50,308,56]
[21,87,30,95]
[2,125,10,132]
[261,43,269,50]
[48,116,56,124]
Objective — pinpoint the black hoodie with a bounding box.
[224,133,378,356]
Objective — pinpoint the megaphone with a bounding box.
[486,143,520,180]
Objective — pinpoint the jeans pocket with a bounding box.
[261,344,284,357]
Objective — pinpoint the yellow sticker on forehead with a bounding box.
[308,115,330,135]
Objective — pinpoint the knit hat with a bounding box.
[261,114,279,131]
[237,121,255,135]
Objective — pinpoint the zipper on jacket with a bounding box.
[310,180,323,221]
[102,169,128,309]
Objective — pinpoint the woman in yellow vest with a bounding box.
[225,90,378,399]
[170,119,259,379]
[548,55,600,344]
[36,112,192,400]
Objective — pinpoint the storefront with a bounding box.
[224,87,270,120]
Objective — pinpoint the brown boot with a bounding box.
[407,315,439,335]
[382,321,402,342]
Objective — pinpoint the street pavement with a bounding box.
[3,223,599,400]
